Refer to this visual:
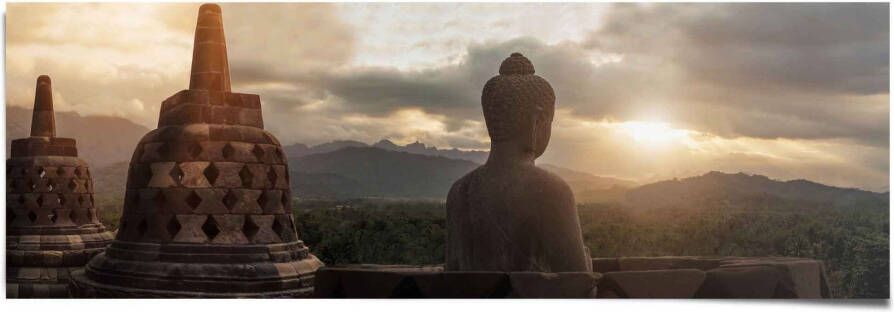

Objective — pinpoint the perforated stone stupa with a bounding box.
[71,3,323,298]
[7,75,114,298]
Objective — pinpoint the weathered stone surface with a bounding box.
[71,3,322,298]
[715,257,827,298]
[598,269,706,298]
[313,265,599,298]
[508,272,600,298]
[587,256,829,299]
[6,75,113,298]
[696,265,792,298]
[617,256,721,271]
[446,53,591,273]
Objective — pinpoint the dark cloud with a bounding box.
[224,3,887,149]
[578,3,889,146]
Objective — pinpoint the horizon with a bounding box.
[5,2,889,192]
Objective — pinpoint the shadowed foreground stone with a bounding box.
[7,76,114,298]
[594,257,830,299]
[70,3,323,298]
[446,53,591,273]
[313,257,829,298]
[313,265,600,298]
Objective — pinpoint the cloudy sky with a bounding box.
[6,3,889,191]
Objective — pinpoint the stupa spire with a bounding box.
[189,3,231,92]
[30,75,56,137]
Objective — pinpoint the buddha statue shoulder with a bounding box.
[446,53,592,272]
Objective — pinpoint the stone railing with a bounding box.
[312,257,830,298]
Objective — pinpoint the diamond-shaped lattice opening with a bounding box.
[46,179,55,192]
[252,145,265,161]
[167,217,182,237]
[18,195,26,205]
[74,167,84,178]
[202,217,220,241]
[189,141,203,159]
[272,217,285,239]
[56,167,66,177]
[155,191,167,207]
[239,165,253,188]
[267,167,278,186]
[38,167,46,178]
[58,195,65,206]
[203,163,220,185]
[28,180,37,192]
[28,211,37,223]
[257,192,268,209]
[222,143,235,160]
[137,219,148,237]
[50,211,57,223]
[223,190,238,209]
[170,164,184,185]
[36,195,44,206]
[276,148,285,163]
[281,191,290,208]
[68,179,78,191]
[243,217,260,240]
[186,191,202,210]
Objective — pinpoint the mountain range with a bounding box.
[6,106,149,168]
[8,108,885,210]
[283,139,488,163]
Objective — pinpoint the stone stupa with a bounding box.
[7,75,115,298]
[71,3,323,298]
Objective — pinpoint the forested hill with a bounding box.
[625,171,888,210]
[287,146,636,200]
[6,106,149,168]
[290,147,477,199]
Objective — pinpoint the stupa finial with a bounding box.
[30,75,56,137]
[189,3,231,92]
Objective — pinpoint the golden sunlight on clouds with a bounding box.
[614,121,692,149]
[543,111,887,189]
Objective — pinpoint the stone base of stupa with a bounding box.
[312,256,830,298]
[69,241,324,298]
[6,230,114,298]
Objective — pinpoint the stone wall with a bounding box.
[312,257,830,298]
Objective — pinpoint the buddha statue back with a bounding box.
[446,53,592,272]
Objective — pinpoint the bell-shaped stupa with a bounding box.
[71,3,323,298]
[7,76,114,298]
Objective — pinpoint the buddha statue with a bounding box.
[446,53,592,272]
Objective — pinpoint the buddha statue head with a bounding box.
[481,52,555,159]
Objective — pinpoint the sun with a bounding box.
[617,121,690,147]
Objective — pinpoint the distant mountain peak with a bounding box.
[373,139,399,149]
[284,138,489,164]
[627,170,885,209]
